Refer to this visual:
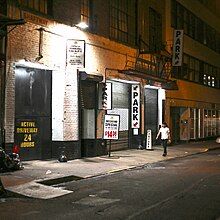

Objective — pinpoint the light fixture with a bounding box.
[75,22,89,29]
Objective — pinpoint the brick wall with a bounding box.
[5,9,143,145]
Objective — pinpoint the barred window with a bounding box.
[110,0,136,46]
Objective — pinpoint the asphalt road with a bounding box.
[0,149,220,220]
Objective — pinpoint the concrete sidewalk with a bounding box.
[1,140,219,199]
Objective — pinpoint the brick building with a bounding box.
[0,0,219,160]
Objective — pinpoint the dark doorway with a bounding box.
[14,66,52,160]
[144,88,158,142]
[170,107,180,144]
[80,80,97,157]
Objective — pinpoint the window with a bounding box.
[172,53,220,89]
[81,0,90,26]
[110,0,136,46]
[0,0,7,15]
[149,8,162,52]
[18,0,48,14]
[171,0,220,54]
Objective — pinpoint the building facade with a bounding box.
[0,0,219,160]
[165,0,220,143]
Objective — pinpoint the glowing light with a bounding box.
[75,22,88,29]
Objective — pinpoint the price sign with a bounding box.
[103,114,120,140]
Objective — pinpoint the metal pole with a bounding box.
[108,140,111,157]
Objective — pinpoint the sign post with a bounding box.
[103,114,120,157]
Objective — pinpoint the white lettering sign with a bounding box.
[131,84,140,128]
[172,30,184,66]
[103,114,120,140]
[146,129,152,150]
[66,39,85,70]
[98,82,112,110]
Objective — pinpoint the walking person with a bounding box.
[156,122,171,156]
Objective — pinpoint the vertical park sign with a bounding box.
[131,84,140,129]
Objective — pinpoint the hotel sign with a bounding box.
[131,84,140,129]
[172,30,184,66]
[66,39,85,70]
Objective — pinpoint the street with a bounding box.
[0,149,220,220]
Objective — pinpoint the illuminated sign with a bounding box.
[98,82,112,110]
[172,30,184,66]
[103,114,120,140]
[15,121,39,148]
[66,39,85,70]
[131,84,140,129]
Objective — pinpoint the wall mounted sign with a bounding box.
[15,120,39,148]
[103,114,120,140]
[172,30,184,66]
[131,84,140,129]
[66,39,85,70]
[98,82,112,110]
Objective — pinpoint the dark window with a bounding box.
[18,0,48,14]
[110,0,136,46]
[0,0,7,15]
[171,0,219,54]
[81,0,90,26]
[149,8,162,52]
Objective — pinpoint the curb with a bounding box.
[2,146,220,198]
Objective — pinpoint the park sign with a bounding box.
[103,114,120,140]
[172,30,184,66]
[131,84,140,128]
[98,82,112,110]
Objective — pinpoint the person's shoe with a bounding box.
[162,153,167,157]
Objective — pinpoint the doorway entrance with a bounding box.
[170,107,180,144]
[144,88,158,142]
[14,65,52,160]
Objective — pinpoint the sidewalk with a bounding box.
[1,140,219,199]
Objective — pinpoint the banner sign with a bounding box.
[66,39,85,70]
[103,114,120,140]
[98,82,112,110]
[131,84,140,128]
[172,30,184,66]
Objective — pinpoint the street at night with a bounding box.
[0,149,220,220]
[0,0,220,219]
